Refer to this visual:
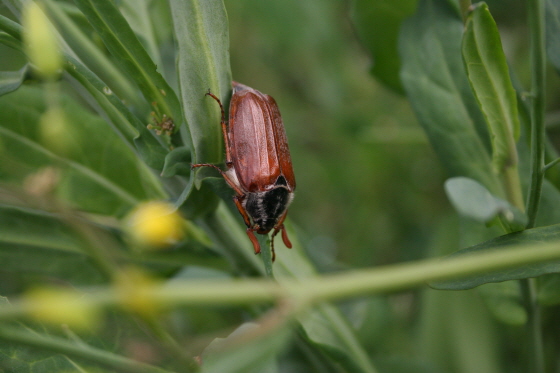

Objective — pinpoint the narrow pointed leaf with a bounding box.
[169,0,232,168]
[72,0,182,123]
[169,0,231,213]
[64,55,169,170]
[431,223,560,290]
[0,65,28,97]
[462,3,520,172]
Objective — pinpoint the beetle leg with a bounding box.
[246,228,261,255]
[205,90,232,166]
[232,195,252,228]
[231,196,262,255]
[273,210,293,249]
[269,230,280,262]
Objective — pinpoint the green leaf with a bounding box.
[430,223,560,290]
[0,205,107,286]
[201,322,290,373]
[0,322,171,373]
[399,0,499,194]
[72,0,182,124]
[0,86,165,216]
[169,0,232,169]
[273,232,378,373]
[0,31,23,51]
[64,55,169,170]
[118,0,165,70]
[161,146,191,177]
[463,3,520,147]
[0,64,28,97]
[350,0,417,93]
[445,177,526,229]
[203,204,378,373]
[42,0,140,105]
[168,0,231,215]
[538,273,560,305]
[299,304,378,373]
[0,203,222,287]
[546,0,560,73]
[478,282,527,325]
[417,288,502,373]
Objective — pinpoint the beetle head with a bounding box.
[245,187,292,233]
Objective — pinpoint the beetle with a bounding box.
[192,81,296,261]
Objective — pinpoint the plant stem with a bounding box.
[0,324,173,373]
[526,0,546,228]
[524,0,546,372]
[520,278,545,373]
[3,239,560,314]
[544,157,560,172]
[261,235,274,278]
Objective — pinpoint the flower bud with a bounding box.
[40,106,73,155]
[25,287,100,330]
[126,201,184,248]
[22,2,62,79]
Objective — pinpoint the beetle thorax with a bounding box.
[244,187,293,233]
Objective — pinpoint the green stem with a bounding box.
[261,235,274,278]
[524,0,546,372]
[0,324,173,373]
[520,278,545,373]
[526,0,546,228]
[544,157,560,172]
[3,239,560,314]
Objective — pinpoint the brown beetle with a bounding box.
[192,82,296,260]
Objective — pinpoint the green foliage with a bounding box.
[399,0,499,192]
[1,0,560,372]
[351,0,417,93]
[431,223,560,290]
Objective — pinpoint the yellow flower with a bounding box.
[126,201,184,248]
[22,2,62,79]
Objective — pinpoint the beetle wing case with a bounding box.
[229,82,296,193]
[193,82,296,260]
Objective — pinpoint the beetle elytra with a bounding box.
[192,82,296,261]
